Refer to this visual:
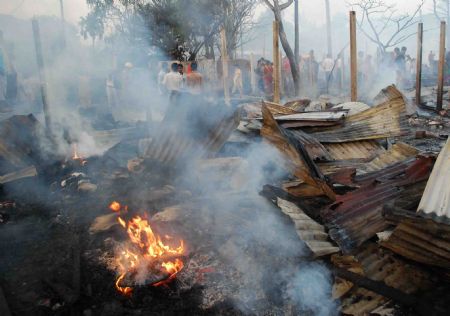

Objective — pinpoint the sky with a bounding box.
[0,0,431,26]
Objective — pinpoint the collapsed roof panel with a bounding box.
[312,86,409,143]
[417,138,450,224]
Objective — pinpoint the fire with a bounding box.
[110,202,185,296]
[71,143,87,165]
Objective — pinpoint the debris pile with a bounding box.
[0,85,450,315]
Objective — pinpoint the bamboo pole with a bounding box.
[220,29,230,106]
[416,23,423,106]
[349,11,357,102]
[273,21,281,104]
[32,18,52,133]
[437,21,446,112]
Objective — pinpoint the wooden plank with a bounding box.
[416,23,423,106]
[220,29,230,106]
[350,11,357,102]
[437,21,446,112]
[273,21,281,104]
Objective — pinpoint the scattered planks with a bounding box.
[0,166,37,184]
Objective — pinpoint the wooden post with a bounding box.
[32,18,52,133]
[350,11,357,102]
[59,0,66,49]
[279,49,284,95]
[220,29,230,106]
[416,23,423,106]
[294,0,299,62]
[273,21,281,104]
[263,36,266,59]
[325,0,333,57]
[250,53,257,94]
[437,21,446,112]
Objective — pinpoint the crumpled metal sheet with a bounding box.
[322,156,434,253]
[140,108,241,164]
[324,140,384,161]
[333,243,431,315]
[277,198,339,257]
[417,138,450,224]
[312,86,409,143]
[381,218,450,269]
[359,142,420,174]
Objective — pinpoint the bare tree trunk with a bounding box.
[272,4,300,95]
[325,0,332,57]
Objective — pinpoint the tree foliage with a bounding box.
[80,0,257,60]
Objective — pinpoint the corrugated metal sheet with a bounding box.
[287,129,332,161]
[417,138,450,224]
[277,198,340,257]
[140,109,240,164]
[381,218,450,269]
[273,111,347,121]
[322,157,434,253]
[243,101,297,119]
[333,244,431,315]
[261,104,336,200]
[324,140,385,161]
[359,142,420,174]
[312,86,409,143]
[332,102,370,116]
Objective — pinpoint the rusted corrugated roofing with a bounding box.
[358,142,419,174]
[324,140,385,161]
[277,198,339,257]
[381,218,450,269]
[286,129,332,161]
[333,243,431,315]
[322,157,434,253]
[261,103,336,200]
[417,138,450,224]
[311,86,409,143]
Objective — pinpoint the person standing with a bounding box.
[321,54,334,88]
[232,67,243,97]
[186,62,203,95]
[163,62,183,103]
[158,62,169,95]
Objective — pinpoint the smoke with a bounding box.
[287,263,338,316]
[1,5,338,315]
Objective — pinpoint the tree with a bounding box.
[81,0,257,60]
[433,0,450,46]
[348,0,424,55]
[264,0,300,96]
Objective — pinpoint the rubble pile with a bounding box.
[0,85,449,315]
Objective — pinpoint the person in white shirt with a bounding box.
[162,62,183,102]
[158,62,169,95]
[322,54,334,85]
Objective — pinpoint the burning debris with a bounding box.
[108,201,185,295]
[2,1,450,314]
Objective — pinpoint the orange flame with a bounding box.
[112,203,185,296]
[72,143,87,165]
[109,201,121,212]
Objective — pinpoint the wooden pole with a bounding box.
[437,21,446,112]
[32,18,52,133]
[220,29,230,106]
[416,23,423,106]
[250,53,257,94]
[59,0,66,49]
[273,21,281,104]
[279,49,284,95]
[263,36,266,59]
[294,0,299,62]
[350,11,357,102]
[325,0,333,57]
